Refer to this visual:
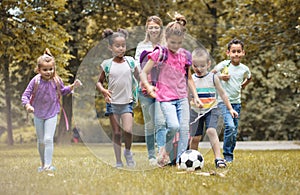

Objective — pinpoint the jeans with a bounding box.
[139,91,167,159]
[34,115,58,166]
[218,102,241,161]
[160,98,189,163]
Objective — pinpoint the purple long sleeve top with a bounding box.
[21,74,72,119]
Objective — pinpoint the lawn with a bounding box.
[0,143,299,195]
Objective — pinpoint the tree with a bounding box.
[0,0,72,145]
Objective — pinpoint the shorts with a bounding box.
[105,102,134,116]
[189,107,219,136]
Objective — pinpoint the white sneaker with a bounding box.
[149,158,157,166]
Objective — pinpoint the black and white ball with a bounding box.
[178,149,204,171]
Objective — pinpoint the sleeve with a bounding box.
[21,78,35,106]
[58,78,72,96]
[214,60,228,72]
[184,50,192,66]
[148,49,160,67]
[245,66,252,79]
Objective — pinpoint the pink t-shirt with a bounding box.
[148,48,191,102]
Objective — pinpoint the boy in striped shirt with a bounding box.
[189,47,238,168]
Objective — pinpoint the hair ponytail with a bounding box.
[165,12,187,38]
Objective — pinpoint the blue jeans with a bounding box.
[160,98,189,163]
[218,102,241,161]
[139,91,167,159]
[34,115,58,167]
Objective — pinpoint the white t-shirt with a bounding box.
[101,60,133,104]
[214,60,251,104]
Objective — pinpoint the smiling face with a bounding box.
[226,43,245,65]
[109,36,126,58]
[166,35,184,53]
[38,62,55,81]
[146,21,161,42]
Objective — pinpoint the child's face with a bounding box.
[226,43,245,65]
[166,35,183,53]
[146,21,161,41]
[192,57,211,76]
[110,36,126,58]
[38,62,55,81]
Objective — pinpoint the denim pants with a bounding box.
[218,102,241,161]
[139,91,167,159]
[34,115,58,166]
[160,98,189,163]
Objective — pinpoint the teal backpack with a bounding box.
[103,56,139,108]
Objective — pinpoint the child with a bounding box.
[189,47,238,168]
[140,13,202,166]
[212,38,252,162]
[96,28,139,168]
[21,48,82,172]
[134,15,167,166]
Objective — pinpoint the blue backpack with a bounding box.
[103,56,139,107]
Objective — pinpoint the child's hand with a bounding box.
[229,109,239,118]
[102,89,112,103]
[193,97,204,108]
[221,74,230,81]
[146,85,157,98]
[73,79,83,87]
[25,104,34,113]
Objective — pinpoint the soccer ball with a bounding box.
[178,149,204,171]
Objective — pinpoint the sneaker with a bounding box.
[38,166,44,173]
[124,150,136,167]
[44,165,56,172]
[149,158,157,166]
[115,162,124,168]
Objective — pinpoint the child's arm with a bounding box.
[241,76,252,89]
[96,68,112,103]
[140,59,156,98]
[214,75,238,118]
[187,68,203,108]
[134,66,140,83]
[69,79,82,91]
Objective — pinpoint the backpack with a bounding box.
[103,56,139,107]
[29,74,69,130]
[139,45,168,86]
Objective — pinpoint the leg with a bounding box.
[154,100,167,151]
[139,93,156,160]
[189,109,204,150]
[189,136,201,150]
[176,98,190,163]
[43,115,58,168]
[230,104,241,158]
[160,101,179,164]
[34,116,45,167]
[121,113,133,151]
[109,114,122,165]
[219,102,235,162]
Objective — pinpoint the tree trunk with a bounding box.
[4,55,13,145]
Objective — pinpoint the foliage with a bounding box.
[0,0,299,143]
[0,144,299,194]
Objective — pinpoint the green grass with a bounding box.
[0,143,299,195]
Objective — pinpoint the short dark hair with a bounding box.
[227,38,244,50]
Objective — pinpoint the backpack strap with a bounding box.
[29,74,41,105]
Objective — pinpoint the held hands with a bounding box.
[229,109,239,118]
[25,104,34,113]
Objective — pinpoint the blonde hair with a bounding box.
[143,15,164,44]
[192,47,211,63]
[35,48,56,75]
[165,13,187,39]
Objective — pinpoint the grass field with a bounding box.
[0,143,299,195]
